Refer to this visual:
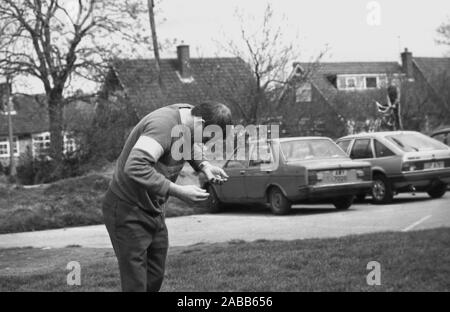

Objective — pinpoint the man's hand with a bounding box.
[168,183,210,203]
[201,162,228,184]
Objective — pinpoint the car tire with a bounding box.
[371,173,394,204]
[333,195,354,210]
[268,187,291,215]
[427,182,447,199]
[206,185,223,213]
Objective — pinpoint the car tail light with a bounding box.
[402,162,417,172]
[308,171,323,185]
[356,167,371,180]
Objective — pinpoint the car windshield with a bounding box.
[386,132,448,152]
[281,139,348,161]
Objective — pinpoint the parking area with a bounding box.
[0,193,448,249]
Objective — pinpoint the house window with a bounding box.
[32,132,78,157]
[295,83,312,102]
[32,132,51,156]
[64,133,77,154]
[366,77,378,88]
[0,137,19,158]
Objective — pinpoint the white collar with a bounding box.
[179,107,193,126]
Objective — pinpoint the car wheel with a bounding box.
[206,185,222,213]
[268,187,291,215]
[371,174,393,204]
[333,195,354,210]
[427,182,447,199]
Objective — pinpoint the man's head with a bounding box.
[191,101,232,143]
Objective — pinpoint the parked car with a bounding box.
[431,127,450,146]
[336,131,450,204]
[204,137,373,215]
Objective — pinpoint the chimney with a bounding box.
[177,45,191,78]
[401,48,413,79]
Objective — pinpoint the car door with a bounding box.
[245,142,276,201]
[217,149,248,203]
[370,139,401,176]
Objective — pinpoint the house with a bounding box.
[100,45,255,120]
[280,49,450,137]
[0,94,94,167]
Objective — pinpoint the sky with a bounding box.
[157,0,450,61]
[6,0,450,94]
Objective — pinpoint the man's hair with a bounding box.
[191,101,232,133]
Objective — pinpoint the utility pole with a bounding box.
[147,0,162,86]
[6,76,16,178]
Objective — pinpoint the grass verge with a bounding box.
[0,166,208,234]
[1,228,449,291]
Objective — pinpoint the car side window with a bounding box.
[249,143,274,167]
[225,159,247,169]
[374,140,395,158]
[337,140,351,154]
[350,139,373,159]
[433,133,449,145]
[224,145,248,169]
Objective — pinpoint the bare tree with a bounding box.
[220,4,326,124]
[434,19,450,125]
[0,0,150,162]
[437,18,450,52]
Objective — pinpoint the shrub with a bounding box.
[16,153,88,185]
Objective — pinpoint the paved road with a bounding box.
[0,193,449,249]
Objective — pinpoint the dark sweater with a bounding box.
[109,104,203,215]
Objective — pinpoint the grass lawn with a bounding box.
[0,166,208,234]
[1,228,449,292]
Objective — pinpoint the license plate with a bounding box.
[424,161,444,169]
[330,170,348,183]
[332,175,348,183]
[333,169,348,177]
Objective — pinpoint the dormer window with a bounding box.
[337,74,385,90]
[347,78,356,88]
[295,83,312,102]
[366,77,378,88]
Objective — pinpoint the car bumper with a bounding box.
[391,168,450,189]
[294,181,373,200]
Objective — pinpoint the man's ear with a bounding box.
[193,116,205,127]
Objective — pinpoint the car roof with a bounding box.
[275,136,332,142]
[431,128,450,136]
[338,130,420,140]
[250,136,333,143]
[249,136,333,144]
